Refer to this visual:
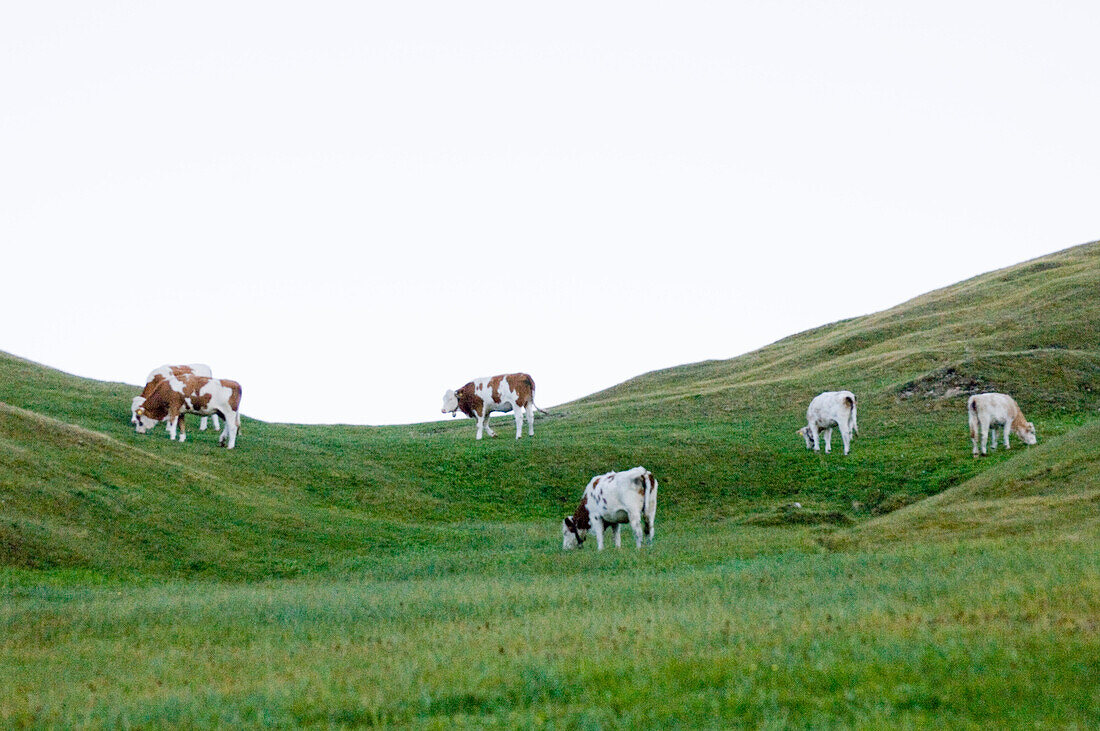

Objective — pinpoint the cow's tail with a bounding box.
[522,373,552,415]
[642,471,658,544]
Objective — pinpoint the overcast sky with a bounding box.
[2,2,1098,425]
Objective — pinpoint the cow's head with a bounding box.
[441,389,459,415]
[130,396,145,426]
[1020,421,1038,445]
[797,426,813,449]
[562,516,586,550]
[133,406,159,434]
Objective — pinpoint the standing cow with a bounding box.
[798,390,859,455]
[442,372,541,440]
[968,392,1036,457]
[131,364,221,433]
[133,374,243,449]
[562,467,658,550]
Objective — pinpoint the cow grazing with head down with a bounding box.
[442,372,540,440]
[798,390,858,455]
[133,374,243,449]
[132,364,221,433]
[968,392,1036,457]
[562,466,657,550]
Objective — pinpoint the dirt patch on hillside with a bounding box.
[897,367,992,401]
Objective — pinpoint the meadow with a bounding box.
[2,241,1100,726]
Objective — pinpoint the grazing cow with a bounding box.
[441,372,540,440]
[968,392,1036,457]
[133,374,243,449]
[798,390,859,455]
[562,466,657,550]
[132,364,221,432]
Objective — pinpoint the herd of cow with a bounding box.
[129,366,1039,551]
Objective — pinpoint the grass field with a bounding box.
[2,241,1100,726]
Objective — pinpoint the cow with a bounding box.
[133,374,243,449]
[132,364,221,433]
[441,372,541,440]
[968,392,1036,457]
[798,390,858,455]
[562,466,657,550]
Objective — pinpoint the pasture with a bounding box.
[3,241,1100,726]
[4,523,1100,727]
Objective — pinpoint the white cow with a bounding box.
[562,467,658,550]
[442,372,541,440]
[968,392,1036,457]
[133,374,243,449]
[132,364,221,432]
[798,390,859,455]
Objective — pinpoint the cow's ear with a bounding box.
[136,407,145,417]
[564,516,573,529]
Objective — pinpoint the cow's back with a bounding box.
[472,373,534,409]
[970,392,1018,424]
[145,363,213,386]
[218,379,243,412]
[141,376,180,419]
[807,390,855,424]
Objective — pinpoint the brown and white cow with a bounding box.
[133,374,243,449]
[968,392,1036,457]
[131,364,220,433]
[562,467,658,550]
[441,372,541,440]
[798,390,859,455]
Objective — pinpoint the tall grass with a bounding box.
[3,523,1098,727]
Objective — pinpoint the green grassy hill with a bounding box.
[4,240,1100,727]
[2,241,1100,578]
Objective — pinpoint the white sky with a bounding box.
[2,2,1098,425]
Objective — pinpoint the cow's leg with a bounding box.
[177,414,187,443]
[611,523,622,548]
[480,408,496,439]
[592,517,606,550]
[1003,424,1012,450]
[221,409,238,449]
[980,420,990,456]
[526,404,535,436]
[513,405,524,439]
[213,413,221,431]
[823,427,833,454]
[199,416,209,431]
[628,511,645,548]
[811,425,821,452]
[167,408,181,441]
[840,426,851,455]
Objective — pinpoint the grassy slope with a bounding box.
[2,241,1100,577]
[3,241,1100,726]
[5,526,1099,727]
